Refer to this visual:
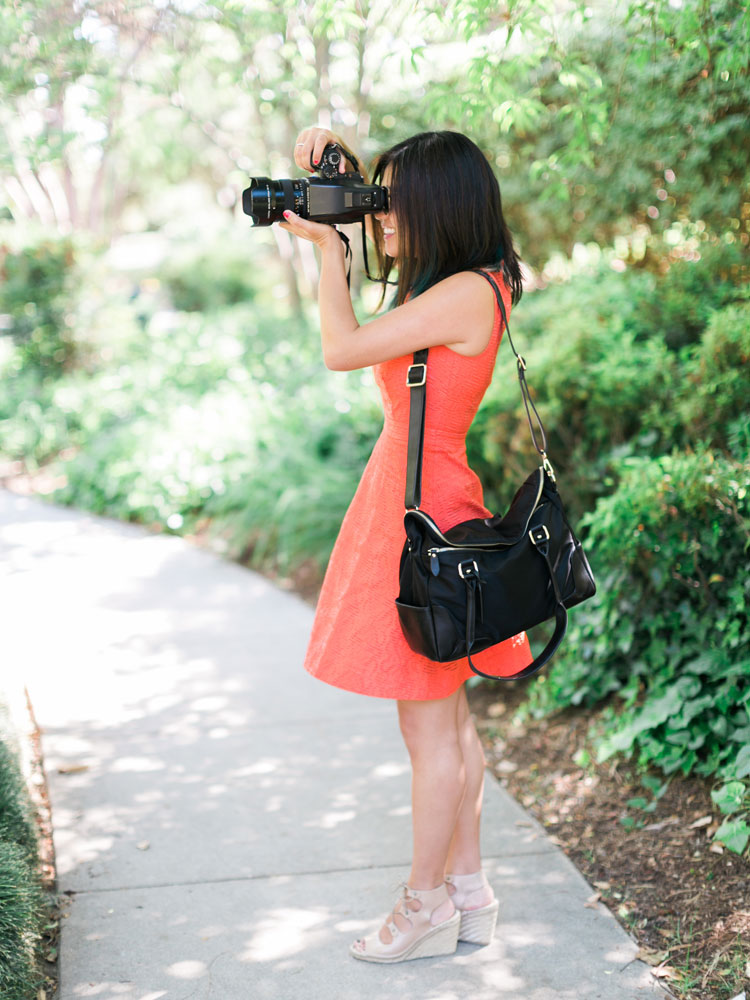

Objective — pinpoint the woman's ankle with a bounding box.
[445,870,495,910]
[444,853,482,877]
[404,881,456,925]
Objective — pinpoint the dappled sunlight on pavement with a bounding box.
[1,490,660,999]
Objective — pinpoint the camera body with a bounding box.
[242,144,388,227]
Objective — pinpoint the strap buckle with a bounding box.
[529,525,550,547]
[406,363,427,387]
[458,559,479,580]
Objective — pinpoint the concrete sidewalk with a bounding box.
[1,489,660,1000]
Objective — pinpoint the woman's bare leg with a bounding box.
[444,684,487,875]
[351,690,464,951]
[397,687,465,911]
[353,684,491,954]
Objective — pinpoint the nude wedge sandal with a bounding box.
[350,883,460,963]
[445,870,499,945]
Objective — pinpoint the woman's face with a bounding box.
[375,166,398,258]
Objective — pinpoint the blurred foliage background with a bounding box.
[1,0,749,831]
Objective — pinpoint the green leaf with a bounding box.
[733,745,750,779]
[641,775,670,799]
[714,817,750,855]
[627,797,650,810]
[711,781,748,815]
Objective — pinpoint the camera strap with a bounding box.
[341,149,360,172]
[361,222,373,285]
[336,229,353,287]
[332,146,392,291]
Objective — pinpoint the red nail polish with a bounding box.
[283,211,290,218]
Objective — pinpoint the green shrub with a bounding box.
[469,272,678,519]
[36,300,383,573]
[0,736,38,871]
[528,448,750,781]
[632,241,749,350]
[470,264,749,525]
[0,841,44,1000]
[204,377,381,575]
[0,371,72,468]
[0,724,44,1000]
[678,302,750,447]
[0,238,77,376]
[156,240,258,312]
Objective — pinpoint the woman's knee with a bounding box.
[397,693,462,761]
[458,696,486,766]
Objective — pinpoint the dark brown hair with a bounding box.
[370,131,523,307]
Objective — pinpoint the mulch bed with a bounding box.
[468,682,750,1000]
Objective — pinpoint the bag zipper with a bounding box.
[411,467,544,554]
[427,545,491,575]
[426,542,520,576]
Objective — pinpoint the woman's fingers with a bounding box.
[293,127,332,171]
[293,127,347,173]
[311,131,336,169]
[278,210,336,247]
[293,128,317,171]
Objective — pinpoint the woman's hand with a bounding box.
[278,210,345,255]
[294,126,350,174]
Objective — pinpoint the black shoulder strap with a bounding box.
[404,349,428,509]
[404,270,554,511]
[471,270,551,470]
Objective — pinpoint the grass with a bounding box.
[0,706,45,1000]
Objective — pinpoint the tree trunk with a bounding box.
[271,226,305,317]
[50,98,79,230]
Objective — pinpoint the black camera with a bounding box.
[242,144,389,227]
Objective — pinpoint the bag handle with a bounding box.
[404,270,554,510]
[461,528,568,680]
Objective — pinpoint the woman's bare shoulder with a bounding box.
[431,270,499,357]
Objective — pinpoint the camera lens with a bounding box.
[243,165,389,227]
[242,177,306,226]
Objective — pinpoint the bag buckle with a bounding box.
[406,363,427,387]
[529,525,550,547]
[458,559,479,580]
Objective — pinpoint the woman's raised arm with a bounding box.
[279,207,498,371]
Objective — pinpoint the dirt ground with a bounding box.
[468,682,750,1000]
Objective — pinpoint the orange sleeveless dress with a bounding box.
[303,272,532,700]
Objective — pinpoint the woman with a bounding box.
[279,126,531,963]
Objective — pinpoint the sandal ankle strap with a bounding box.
[445,871,488,891]
[403,882,450,903]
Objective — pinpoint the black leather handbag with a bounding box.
[395,270,596,680]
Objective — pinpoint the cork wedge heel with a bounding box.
[445,870,499,946]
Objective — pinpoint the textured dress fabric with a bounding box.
[303,271,532,700]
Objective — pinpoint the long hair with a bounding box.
[370,131,523,308]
